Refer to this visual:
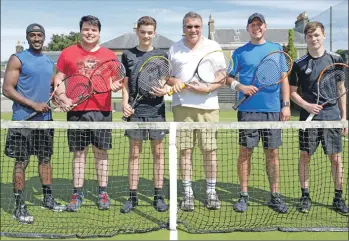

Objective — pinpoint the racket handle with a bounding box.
[121,115,129,121]
[232,94,249,110]
[167,83,186,96]
[305,113,315,122]
[23,111,39,121]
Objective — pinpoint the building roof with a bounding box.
[42,51,61,63]
[100,33,174,49]
[213,29,305,45]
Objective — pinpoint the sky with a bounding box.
[1,0,348,62]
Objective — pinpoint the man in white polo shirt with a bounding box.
[168,11,224,211]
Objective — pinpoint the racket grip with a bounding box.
[305,113,315,122]
[167,83,186,96]
[121,115,129,121]
[23,111,38,121]
[232,94,249,110]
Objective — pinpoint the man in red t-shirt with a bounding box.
[54,15,123,212]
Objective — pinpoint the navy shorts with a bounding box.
[5,127,54,160]
[67,111,112,152]
[125,116,168,141]
[238,112,282,149]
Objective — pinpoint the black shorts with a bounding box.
[238,112,282,149]
[125,116,168,141]
[299,128,342,155]
[5,127,54,160]
[67,111,112,152]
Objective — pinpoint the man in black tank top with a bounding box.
[290,21,348,214]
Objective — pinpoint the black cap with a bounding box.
[26,23,45,35]
[247,13,266,25]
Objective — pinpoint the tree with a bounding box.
[46,32,81,51]
[286,29,297,60]
[335,49,348,62]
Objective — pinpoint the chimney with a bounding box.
[208,15,215,40]
[294,11,309,34]
[16,40,24,53]
[133,23,137,32]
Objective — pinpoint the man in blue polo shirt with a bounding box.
[228,13,291,213]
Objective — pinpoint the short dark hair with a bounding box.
[137,16,157,30]
[304,21,325,35]
[79,15,101,32]
[182,12,202,26]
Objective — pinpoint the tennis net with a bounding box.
[0,120,348,239]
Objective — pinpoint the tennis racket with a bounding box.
[121,55,172,121]
[23,74,93,121]
[305,63,349,121]
[90,59,126,93]
[232,51,293,110]
[167,50,233,96]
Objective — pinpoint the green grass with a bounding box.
[1,110,348,240]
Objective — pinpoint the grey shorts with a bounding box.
[125,116,168,141]
[67,111,112,152]
[299,128,342,155]
[238,112,282,149]
[5,127,54,160]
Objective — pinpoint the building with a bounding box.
[208,12,309,104]
[100,23,174,60]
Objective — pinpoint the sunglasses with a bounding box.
[185,25,201,29]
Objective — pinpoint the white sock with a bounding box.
[206,178,216,195]
[182,180,193,196]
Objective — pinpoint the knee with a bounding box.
[14,159,29,169]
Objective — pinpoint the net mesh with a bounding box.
[0,120,348,238]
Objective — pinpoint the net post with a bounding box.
[169,122,178,240]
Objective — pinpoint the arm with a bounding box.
[121,77,134,117]
[2,55,49,112]
[337,82,347,120]
[290,86,323,115]
[280,76,291,121]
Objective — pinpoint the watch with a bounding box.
[281,101,290,107]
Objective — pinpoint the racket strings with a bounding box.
[318,66,348,103]
[65,75,92,103]
[256,53,292,86]
[138,58,170,97]
[91,60,126,93]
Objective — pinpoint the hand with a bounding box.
[280,107,291,121]
[31,102,51,113]
[110,77,124,92]
[303,103,323,114]
[341,118,348,136]
[122,102,134,117]
[57,93,74,112]
[171,79,186,94]
[239,85,258,96]
[150,85,167,97]
[186,80,210,94]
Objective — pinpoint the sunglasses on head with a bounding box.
[185,25,201,29]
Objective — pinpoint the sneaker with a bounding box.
[42,195,66,212]
[181,195,194,212]
[332,198,349,215]
[153,197,169,212]
[233,194,249,212]
[12,204,34,224]
[120,198,138,213]
[268,193,288,214]
[299,196,311,213]
[205,192,221,210]
[97,192,111,210]
[66,193,84,212]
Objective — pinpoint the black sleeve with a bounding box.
[289,62,300,87]
[121,51,131,78]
